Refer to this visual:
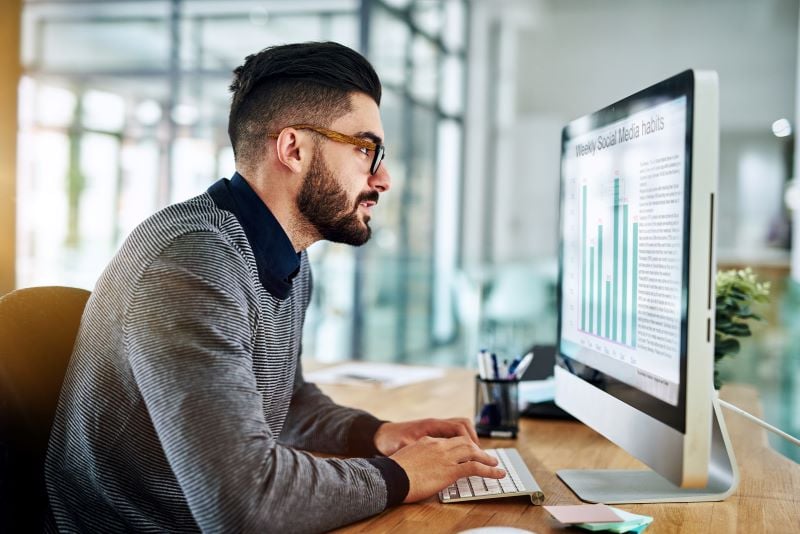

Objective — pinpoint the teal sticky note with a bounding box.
[576,506,653,533]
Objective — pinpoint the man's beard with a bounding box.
[297,148,378,246]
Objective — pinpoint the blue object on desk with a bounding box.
[479,402,501,426]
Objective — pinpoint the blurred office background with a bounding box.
[1,0,798,461]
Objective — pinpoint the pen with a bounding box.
[476,350,493,409]
[490,353,499,380]
[477,350,489,379]
[499,359,510,380]
[510,352,534,379]
[482,352,493,379]
[510,351,533,376]
[507,354,523,376]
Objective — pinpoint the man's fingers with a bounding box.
[450,417,480,444]
[448,422,474,443]
[458,460,506,480]
[475,448,500,466]
[435,418,477,441]
[434,436,498,466]
[426,419,466,437]
[428,418,480,445]
[448,442,499,466]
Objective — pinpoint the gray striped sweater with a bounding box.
[45,186,402,533]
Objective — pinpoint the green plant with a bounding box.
[714,267,771,388]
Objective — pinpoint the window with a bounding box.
[18,0,469,365]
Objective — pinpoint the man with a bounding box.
[45,42,504,532]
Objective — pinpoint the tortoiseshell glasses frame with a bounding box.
[267,124,385,175]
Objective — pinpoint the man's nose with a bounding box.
[369,162,391,193]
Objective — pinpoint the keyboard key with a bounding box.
[485,479,501,494]
[500,478,517,492]
[471,477,489,496]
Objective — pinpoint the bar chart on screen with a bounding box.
[579,176,640,348]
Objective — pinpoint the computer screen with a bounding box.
[559,87,689,427]
[554,70,736,502]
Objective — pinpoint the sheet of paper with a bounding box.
[305,363,445,389]
[518,377,555,406]
[543,504,623,524]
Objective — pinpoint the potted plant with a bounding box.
[714,267,771,389]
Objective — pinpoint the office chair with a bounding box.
[0,286,90,532]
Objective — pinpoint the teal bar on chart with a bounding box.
[605,280,611,338]
[597,224,603,334]
[582,185,587,331]
[632,222,639,347]
[612,178,619,342]
[621,204,629,345]
[589,246,595,334]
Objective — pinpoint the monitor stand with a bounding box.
[557,395,739,503]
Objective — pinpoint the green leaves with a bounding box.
[713,335,740,360]
[717,321,751,338]
[713,267,770,388]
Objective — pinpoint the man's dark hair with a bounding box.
[228,41,382,168]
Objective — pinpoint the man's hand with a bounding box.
[389,436,505,503]
[373,418,479,456]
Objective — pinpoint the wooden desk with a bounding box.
[318,368,799,533]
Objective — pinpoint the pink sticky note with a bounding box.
[543,504,623,524]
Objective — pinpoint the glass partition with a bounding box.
[18,0,359,290]
[353,0,468,362]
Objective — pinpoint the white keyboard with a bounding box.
[439,448,544,505]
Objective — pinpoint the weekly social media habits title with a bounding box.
[574,114,666,158]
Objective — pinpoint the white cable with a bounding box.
[718,398,800,447]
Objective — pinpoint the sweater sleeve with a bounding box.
[278,356,385,457]
[125,233,394,533]
[278,359,410,507]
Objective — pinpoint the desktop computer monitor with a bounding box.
[554,69,738,503]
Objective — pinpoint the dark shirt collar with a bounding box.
[207,172,300,300]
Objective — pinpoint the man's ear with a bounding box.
[273,128,308,175]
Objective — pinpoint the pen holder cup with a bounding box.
[474,376,520,439]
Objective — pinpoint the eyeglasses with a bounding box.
[268,124,386,175]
